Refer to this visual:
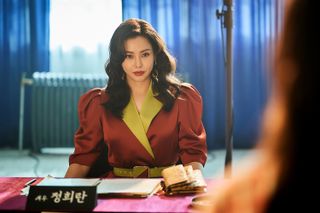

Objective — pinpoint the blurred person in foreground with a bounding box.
[196,0,316,212]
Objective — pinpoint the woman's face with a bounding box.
[122,36,155,86]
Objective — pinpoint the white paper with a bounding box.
[37,177,101,186]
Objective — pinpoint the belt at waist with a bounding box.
[113,166,170,178]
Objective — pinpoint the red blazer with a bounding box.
[69,83,207,177]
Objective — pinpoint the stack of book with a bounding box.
[161,164,207,195]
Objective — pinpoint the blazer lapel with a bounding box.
[139,85,163,132]
[122,84,162,159]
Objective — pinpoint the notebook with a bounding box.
[97,178,162,198]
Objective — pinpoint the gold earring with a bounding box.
[152,68,159,82]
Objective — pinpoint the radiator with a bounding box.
[29,72,107,152]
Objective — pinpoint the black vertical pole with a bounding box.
[217,0,233,178]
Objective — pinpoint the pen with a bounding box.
[24,178,37,186]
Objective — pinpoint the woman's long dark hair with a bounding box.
[104,18,181,118]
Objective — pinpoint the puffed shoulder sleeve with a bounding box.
[69,88,105,166]
[177,84,207,166]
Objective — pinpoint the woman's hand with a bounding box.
[186,161,204,171]
[65,163,90,178]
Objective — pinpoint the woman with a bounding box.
[65,18,207,178]
[199,0,315,212]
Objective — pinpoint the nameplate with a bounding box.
[26,185,97,212]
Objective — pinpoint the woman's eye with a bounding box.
[125,54,133,59]
[142,52,150,57]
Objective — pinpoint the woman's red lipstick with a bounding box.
[133,71,144,76]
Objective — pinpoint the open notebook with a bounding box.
[97,178,162,198]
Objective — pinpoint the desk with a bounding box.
[0,177,221,212]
